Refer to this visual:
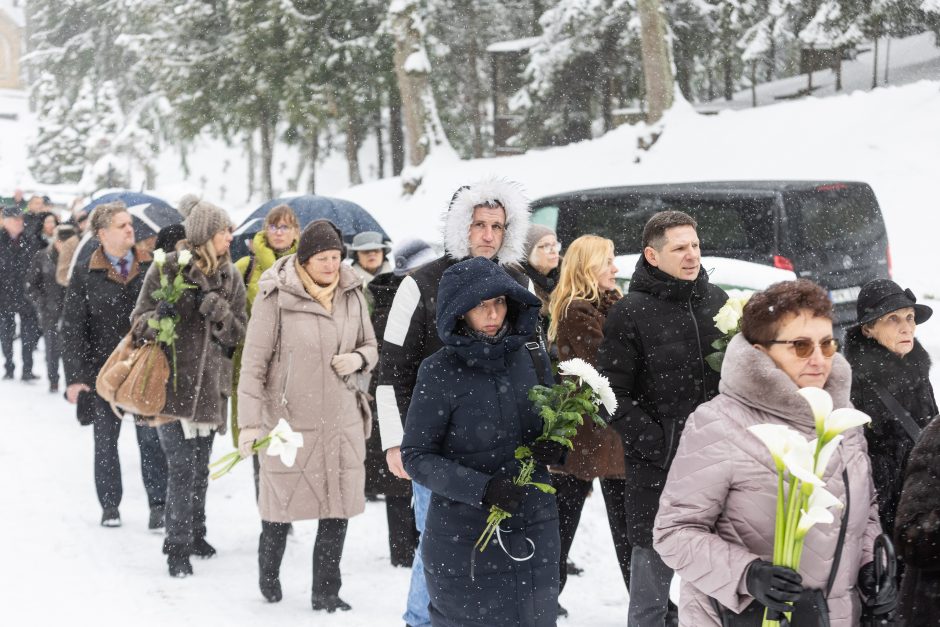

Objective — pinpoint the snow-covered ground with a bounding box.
[3,78,940,625]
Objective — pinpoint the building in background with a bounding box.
[0,0,24,90]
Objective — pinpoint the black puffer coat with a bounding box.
[401,257,558,627]
[0,229,43,313]
[61,246,152,387]
[845,326,937,536]
[598,258,726,483]
[894,415,940,625]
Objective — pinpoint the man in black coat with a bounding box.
[26,224,76,392]
[0,205,43,381]
[598,210,727,627]
[61,201,168,529]
[376,177,532,627]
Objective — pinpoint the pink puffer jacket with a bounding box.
[653,334,881,626]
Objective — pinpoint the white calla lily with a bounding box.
[812,435,843,477]
[798,387,833,436]
[782,436,825,489]
[153,248,166,265]
[823,408,871,441]
[177,249,193,267]
[807,485,843,512]
[748,424,797,471]
[796,505,835,538]
[265,418,304,467]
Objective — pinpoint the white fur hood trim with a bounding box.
[442,176,530,266]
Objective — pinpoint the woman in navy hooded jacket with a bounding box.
[401,256,563,627]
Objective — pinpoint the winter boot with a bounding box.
[259,523,289,603]
[21,372,38,382]
[165,542,193,578]
[311,595,352,613]
[311,518,349,612]
[191,537,216,559]
[100,507,121,527]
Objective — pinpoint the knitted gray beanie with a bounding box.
[182,198,232,247]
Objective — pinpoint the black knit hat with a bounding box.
[297,220,344,264]
[856,279,932,326]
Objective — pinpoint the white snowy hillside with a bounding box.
[337,80,940,296]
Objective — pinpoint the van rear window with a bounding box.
[561,195,774,256]
[787,186,883,251]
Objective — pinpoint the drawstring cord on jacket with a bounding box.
[470,523,536,581]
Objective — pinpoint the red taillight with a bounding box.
[774,255,795,271]
[886,244,892,278]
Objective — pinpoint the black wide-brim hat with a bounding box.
[856,279,932,326]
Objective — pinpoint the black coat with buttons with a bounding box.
[597,258,726,545]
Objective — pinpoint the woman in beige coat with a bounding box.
[653,280,889,626]
[237,220,377,612]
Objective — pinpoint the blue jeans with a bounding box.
[403,481,431,627]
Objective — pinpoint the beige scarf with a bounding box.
[295,258,339,313]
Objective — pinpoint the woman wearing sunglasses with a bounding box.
[652,279,889,626]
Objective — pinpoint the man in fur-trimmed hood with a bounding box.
[375,175,532,627]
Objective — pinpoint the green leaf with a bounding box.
[515,446,532,460]
[147,318,161,330]
[529,482,556,495]
[548,435,572,448]
[711,337,729,351]
[705,351,724,373]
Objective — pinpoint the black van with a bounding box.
[530,181,891,329]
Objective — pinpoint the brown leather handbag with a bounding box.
[96,334,169,418]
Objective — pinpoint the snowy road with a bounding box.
[1,348,629,626]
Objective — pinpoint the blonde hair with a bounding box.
[190,239,229,276]
[548,235,620,342]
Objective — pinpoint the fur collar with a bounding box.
[442,176,530,266]
[719,333,852,429]
[844,326,932,388]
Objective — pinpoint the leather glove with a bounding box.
[530,440,568,465]
[156,301,176,319]
[237,428,261,459]
[745,559,804,613]
[858,561,898,618]
[482,477,525,515]
[331,352,364,376]
[611,418,665,460]
[198,291,230,323]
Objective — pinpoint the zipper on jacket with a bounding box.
[280,351,293,408]
[688,295,708,404]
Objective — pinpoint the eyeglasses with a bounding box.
[266,224,293,234]
[767,338,839,358]
[536,242,562,253]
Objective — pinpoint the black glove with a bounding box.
[745,559,804,613]
[482,477,525,515]
[858,561,898,618]
[156,301,176,319]
[530,440,567,465]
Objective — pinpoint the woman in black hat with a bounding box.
[845,279,936,540]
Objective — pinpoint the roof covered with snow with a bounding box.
[0,0,25,28]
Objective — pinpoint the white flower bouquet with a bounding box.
[208,418,304,480]
[147,248,195,390]
[706,291,753,372]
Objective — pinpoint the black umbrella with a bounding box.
[231,195,389,261]
[68,192,182,278]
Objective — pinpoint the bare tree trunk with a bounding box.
[636,0,674,123]
[751,61,757,107]
[245,134,255,201]
[345,117,363,186]
[389,0,452,191]
[307,130,318,195]
[374,104,385,179]
[463,1,484,158]
[389,83,405,176]
[259,119,274,200]
[872,36,879,88]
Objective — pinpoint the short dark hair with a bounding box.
[90,201,129,234]
[741,279,834,345]
[642,210,697,250]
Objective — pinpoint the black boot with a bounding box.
[164,542,193,578]
[148,504,165,532]
[191,537,216,559]
[311,518,350,612]
[259,522,289,603]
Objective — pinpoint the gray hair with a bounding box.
[90,201,129,235]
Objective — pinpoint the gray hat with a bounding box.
[2,205,22,219]
[393,239,438,276]
[524,224,556,259]
[182,198,232,247]
[350,231,391,253]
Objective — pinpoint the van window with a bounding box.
[560,195,774,257]
[787,186,883,252]
[530,205,559,231]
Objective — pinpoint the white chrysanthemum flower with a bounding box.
[177,249,193,267]
[557,358,618,414]
[153,248,166,265]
